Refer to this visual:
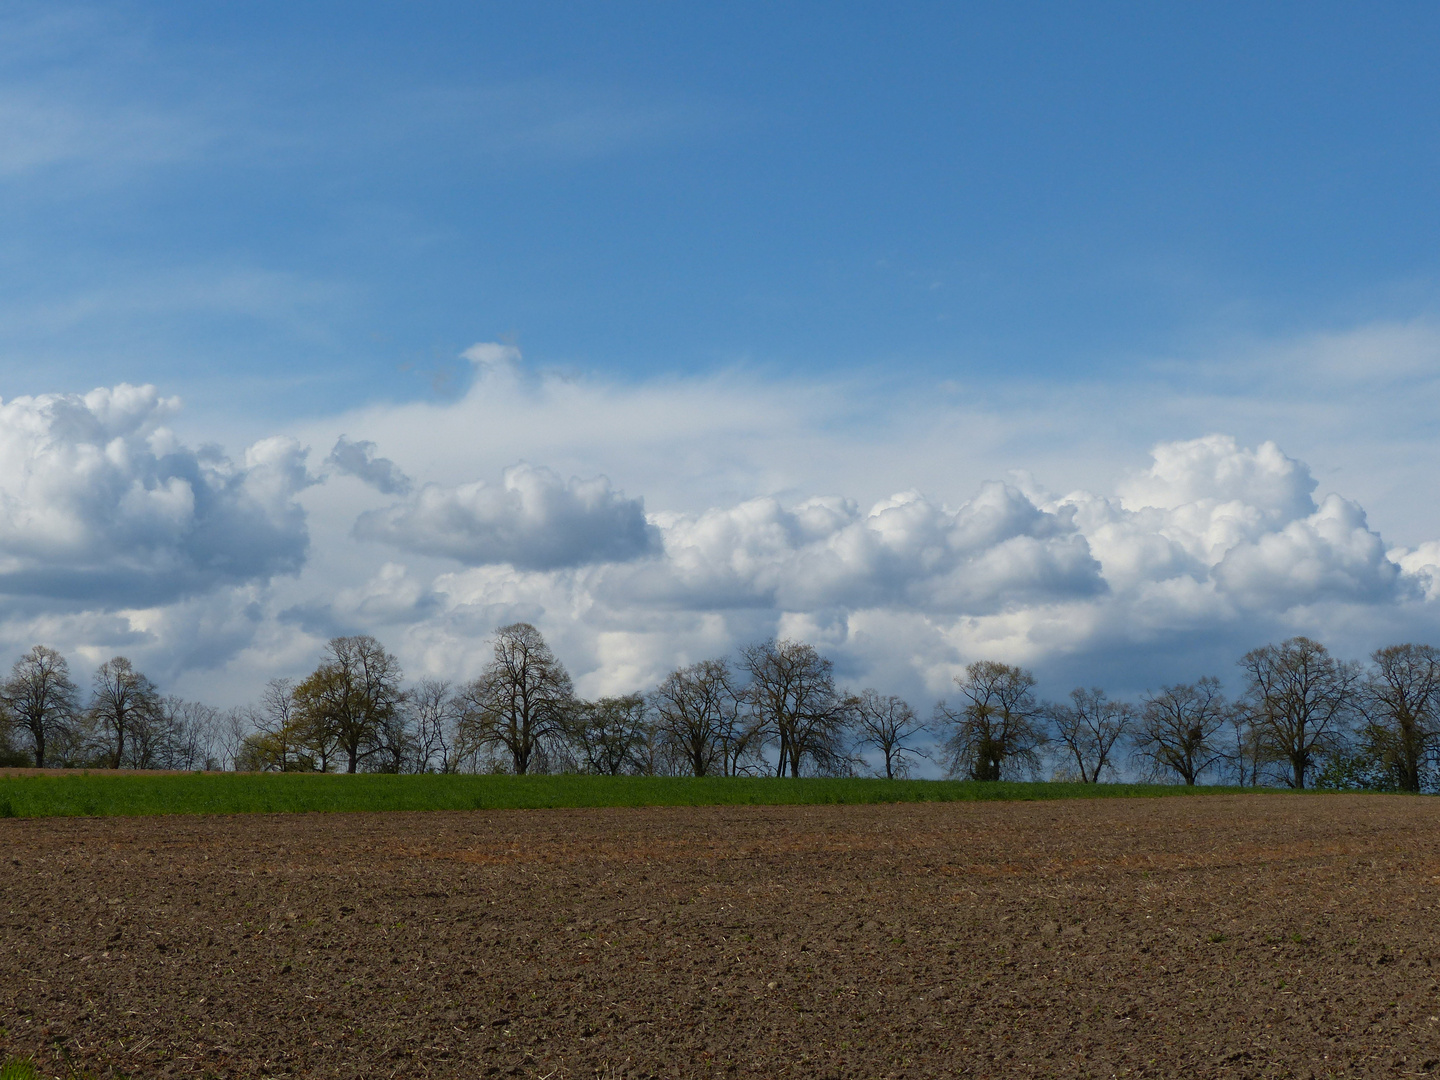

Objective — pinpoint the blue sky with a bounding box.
[7,3,1439,412]
[3,3,1440,733]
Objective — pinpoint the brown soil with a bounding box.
[3,795,1440,1078]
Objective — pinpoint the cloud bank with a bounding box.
[5,331,1440,715]
[395,431,1431,700]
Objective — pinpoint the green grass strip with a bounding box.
[0,772,1286,818]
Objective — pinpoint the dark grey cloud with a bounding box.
[325,435,413,495]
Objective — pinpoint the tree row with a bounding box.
[1,628,1435,792]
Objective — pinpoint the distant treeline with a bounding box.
[0,628,1435,792]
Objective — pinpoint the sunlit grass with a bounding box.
[0,771,1287,818]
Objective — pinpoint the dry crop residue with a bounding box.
[3,795,1440,1078]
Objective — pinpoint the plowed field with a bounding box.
[4,794,1440,1078]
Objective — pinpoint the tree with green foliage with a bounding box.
[0,702,21,768]
[567,694,651,775]
[293,636,407,774]
[243,678,309,772]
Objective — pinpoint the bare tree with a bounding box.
[852,689,928,779]
[369,705,416,773]
[1239,637,1361,790]
[1359,644,1440,793]
[1049,687,1133,783]
[568,694,651,775]
[458,623,574,774]
[652,659,745,777]
[625,707,675,776]
[1132,678,1229,785]
[214,706,259,771]
[36,714,93,768]
[87,657,164,769]
[149,697,221,770]
[716,703,766,776]
[293,636,407,774]
[1,645,78,768]
[124,701,165,769]
[936,661,1046,781]
[0,708,19,767]
[409,679,463,773]
[740,639,853,777]
[1221,708,1267,787]
[248,678,306,772]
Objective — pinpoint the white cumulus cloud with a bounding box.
[1061,435,1406,608]
[601,482,1104,614]
[0,383,311,606]
[353,462,659,571]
